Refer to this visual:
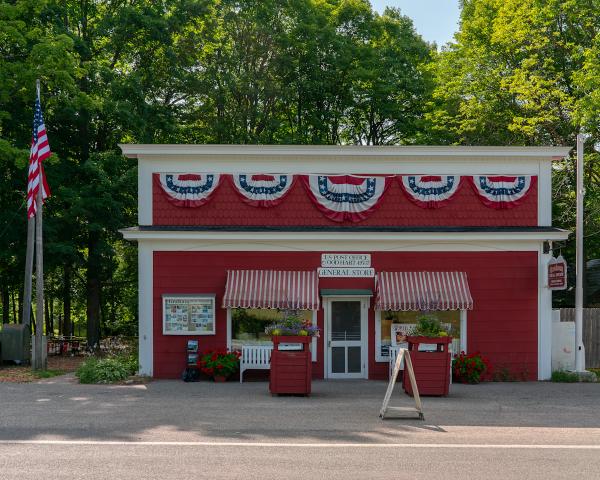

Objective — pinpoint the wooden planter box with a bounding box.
[403,336,452,397]
[269,336,312,396]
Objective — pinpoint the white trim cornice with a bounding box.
[119,144,572,161]
[120,228,569,243]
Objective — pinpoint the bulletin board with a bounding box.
[162,294,216,335]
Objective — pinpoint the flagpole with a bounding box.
[33,79,46,370]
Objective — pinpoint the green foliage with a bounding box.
[409,315,449,337]
[199,350,240,378]
[551,370,579,383]
[76,355,137,384]
[33,369,64,379]
[590,368,600,380]
[452,351,490,384]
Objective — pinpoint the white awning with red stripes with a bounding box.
[222,270,319,310]
[376,271,473,311]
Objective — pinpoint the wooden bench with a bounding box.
[240,345,273,383]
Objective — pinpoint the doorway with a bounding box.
[324,297,368,379]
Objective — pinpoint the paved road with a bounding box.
[1,377,599,479]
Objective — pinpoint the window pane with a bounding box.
[347,347,361,373]
[331,301,361,341]
[231,308,312,350]
[331,347,345,373]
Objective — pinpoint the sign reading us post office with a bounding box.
[321,254,371,268]
[319,254,374,277]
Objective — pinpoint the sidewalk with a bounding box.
[1,379,599,445]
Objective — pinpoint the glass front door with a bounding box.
[327,300,367,379]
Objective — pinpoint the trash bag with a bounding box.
[181,367,200,382]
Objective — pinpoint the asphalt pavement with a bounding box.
[1,376,599,479]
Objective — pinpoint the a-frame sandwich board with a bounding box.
[379,348,424,420]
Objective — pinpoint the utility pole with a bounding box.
[575,134,586,372]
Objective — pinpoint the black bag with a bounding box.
[181,367,200,382]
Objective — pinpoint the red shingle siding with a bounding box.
[152,175,538,227]
[153,251,538,380]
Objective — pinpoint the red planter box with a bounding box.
[269,336,312,396]
[403,336,452,397]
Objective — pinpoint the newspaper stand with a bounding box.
[269,336,312,396]
[403,336,452,397]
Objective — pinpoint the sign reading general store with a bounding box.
[317,267,375,278]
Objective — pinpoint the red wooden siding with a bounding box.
[152,175,538,227]
[153,251,538,380]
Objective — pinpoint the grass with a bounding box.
[33,369,65,379]
[589,368,600,380]
[551,370,580,383]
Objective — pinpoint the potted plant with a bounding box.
[198,349,241,382]
[452,351,490,384]
[265,314,320,395]
[404,315,453,396]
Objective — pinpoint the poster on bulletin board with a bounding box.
[162,295,216,335]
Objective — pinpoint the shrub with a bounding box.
[452,351,490,384]
[76,355,137,384]
[409,315,449,338]
[551,370,579,383]
[198,350,240,378]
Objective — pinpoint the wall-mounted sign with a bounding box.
[548,255,567,291]
[163,294,216,335]
[318,267,375,278]
[321,254,371,268]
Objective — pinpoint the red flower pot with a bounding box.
[213,375,228,383]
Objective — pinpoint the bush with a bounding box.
[76,355,137,384]
[409,315,449,338]
[198,350,240,378]
[452,351,490,384]
[551,370,579,383]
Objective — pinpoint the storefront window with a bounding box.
[230,308,313,350]
[377,310,461,361]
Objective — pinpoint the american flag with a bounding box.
[27,92,51,219]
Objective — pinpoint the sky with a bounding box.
[370,0,461,47]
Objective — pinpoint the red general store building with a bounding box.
[120,145,570,381]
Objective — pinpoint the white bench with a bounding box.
[240,345,273,383]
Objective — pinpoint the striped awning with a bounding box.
[222,270,319,310]
[376,271,473,311]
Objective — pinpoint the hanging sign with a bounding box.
[321,254,371,268]
[548,255,567,290]
[318,267,375,278]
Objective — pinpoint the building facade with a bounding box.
[120,145,570,380]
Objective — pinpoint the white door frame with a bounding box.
[323,296,369,379]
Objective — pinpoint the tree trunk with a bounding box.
[86,234,102,348]
[63,265,71,336]
[11,290,16,323]
[2,284,9,324]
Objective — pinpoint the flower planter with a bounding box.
[269,336,312,396]
[213,375,228,383]
[403,336,452,397]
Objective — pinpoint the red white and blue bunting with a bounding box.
[469,175,536,209]
[231,174,294,207]
[399,175,462,209]
[156,173,221,207]
[301,175,391,222]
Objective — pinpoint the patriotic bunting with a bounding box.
[156,173,221,207]
[231,174,294,207]
[469,175,536,209]
[399,175,462,209]
[301,175,391,222]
